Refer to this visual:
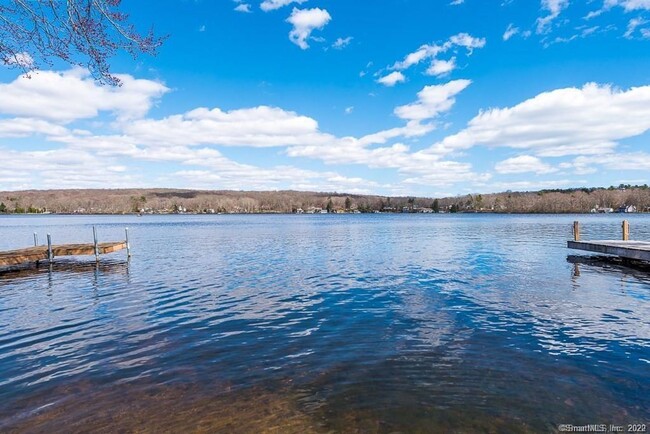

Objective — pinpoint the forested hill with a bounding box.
[0,185,648,214]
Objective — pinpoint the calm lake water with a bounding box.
[0,214,648,433]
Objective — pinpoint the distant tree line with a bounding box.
[1,185,650,215]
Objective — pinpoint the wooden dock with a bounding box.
[568,240,650,261]
[0,242,127,268]
[567,220,650,261]
[0,227,131,271]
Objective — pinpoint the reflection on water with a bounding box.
[0,259,129,280]
[0,214,649,432]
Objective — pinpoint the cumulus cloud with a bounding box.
[123,106,334,148]
[2,52,34,68]
[569,152,650,175]
[377,71,406,87]
[0,65,492,192]
[605,0,650,11]
[495,155,557,174]
[285,80,480,185]
[394,80,472,121]
[286,8,331,49]
[234,3,252,12]
[426,58,456,76]
[0,118,69,138]
[428,83,650,157]
[0,148,139,190]
[0,68,168,123]
[260,0,307,11]
[381,33,484,85]
[391,33,485,71]
[403,165,492,187]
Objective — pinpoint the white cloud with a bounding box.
[0,148,139,190]
[344,106,354,114]
[495,155,557,174]
[391,33,485,71]
[536,0,570,34]
[377,71,406,87]
[333,37,353,49]
[384,33,485,85]
[572,152,650,172]
[503,23,520,41]
[0,118,69,138]
[234,3,252,12]
[450,0,465,5]
[0,68,168,123]
[0,67,489,192]
[403,161,492,187]
[478,179,584,192]
[260,0,307,12]
[285,81,478,184]
[624,17,648,37]
[394,80,472,121]
[2,52,34,68]
[168,150,381,193]
[448,33,486,52]
[123,106,333,148]
[605,0,650,11]
[426,58,457,76]
[286,8,331,49]
[428,83,650,157]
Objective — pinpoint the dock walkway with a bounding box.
[0,242,127,268]
[567,240,650,261]
[567,220,650,262]
[0,227,131,271]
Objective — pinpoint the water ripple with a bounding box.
[0,214,649,431]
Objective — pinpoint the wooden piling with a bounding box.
[573,221,580,241]
[93,226,99,262]
[33,233,38,247]
[568,219,650,262]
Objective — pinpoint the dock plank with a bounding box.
[567,240,650,261]
[0,242,127,268]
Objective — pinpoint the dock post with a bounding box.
[125,227,131,258]
[47,234,53,262]
[93,226,99,262]
[573,221,580,241]
[622,220,630,241]
[33,232,38,246]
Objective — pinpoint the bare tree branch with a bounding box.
[0,0,165,85]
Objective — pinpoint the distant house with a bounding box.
[591,207,614,213]
[295,208,304,214]
[616,205,637,213]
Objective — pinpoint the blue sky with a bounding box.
[1,0,650,196]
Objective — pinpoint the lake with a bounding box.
[0,214,648,432]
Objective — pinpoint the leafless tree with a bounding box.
[0,0,164,85]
